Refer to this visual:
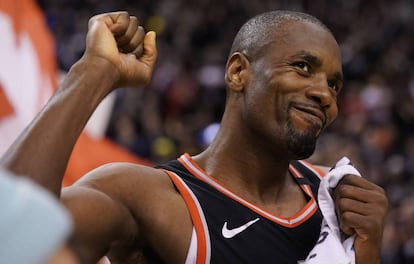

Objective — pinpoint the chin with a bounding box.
[286,126,317,160]
[289,142,316,160]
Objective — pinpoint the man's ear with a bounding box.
[225,52,250,92]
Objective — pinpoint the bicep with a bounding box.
[61,184,137,262]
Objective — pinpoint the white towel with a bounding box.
[299,157,361,264]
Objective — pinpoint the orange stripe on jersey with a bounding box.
[162,170,210,264]
[299,160,326,179]
[288,164,314,198]
[178,154,318,228]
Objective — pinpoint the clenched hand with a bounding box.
[84,11,157,88]
[334,175,388,264]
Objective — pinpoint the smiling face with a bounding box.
[227,19,343,159]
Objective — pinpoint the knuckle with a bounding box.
[377,184,386,194]
[342,174,357,183]
[339,222,353,235]
[372,187,388,208]
[335,184,350,197]
[341,211,353,223]
[130,16,139,24]
[88,15,99,26]
[380,193,389,208]
[118,11,129,18]
[337,198,349,210]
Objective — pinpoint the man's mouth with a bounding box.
[291,104,326,128]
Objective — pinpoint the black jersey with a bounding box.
[158,153,325,264]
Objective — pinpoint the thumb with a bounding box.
[140,31,157,69]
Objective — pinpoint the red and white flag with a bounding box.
[0,0,151,186]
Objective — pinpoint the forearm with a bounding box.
[0,57,118,196]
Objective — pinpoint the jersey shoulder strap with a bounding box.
[290,160,326,197]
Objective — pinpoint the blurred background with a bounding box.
[1,0,414,262]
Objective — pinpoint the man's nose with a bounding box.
[305,75,334,109]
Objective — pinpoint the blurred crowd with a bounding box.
[38,0,414,262]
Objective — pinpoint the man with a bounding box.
[0,10,388,263]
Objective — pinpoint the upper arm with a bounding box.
[61,162,192,263]
[62,187,136,261]
[60,163,143,262]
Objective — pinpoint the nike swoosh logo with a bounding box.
[222,218,260,238]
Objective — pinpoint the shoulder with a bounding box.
[61,162,182,226]
[68,162,177,205]
[60,162,191,262]
[62,161,189,235]
[73,162,169,185]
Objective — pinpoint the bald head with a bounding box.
[229,10,332,59]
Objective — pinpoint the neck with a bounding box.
[193,122,293,204]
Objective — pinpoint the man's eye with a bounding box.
[328,80,338,91]
[295,62,310,73]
